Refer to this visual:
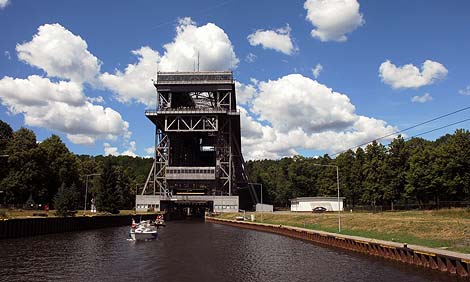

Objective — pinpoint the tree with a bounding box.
[405,137,451,207]
[0,119,13,153]
[39,135,80,205]
[383,135,409,209]
[0,128,46,205]
[315,155,337,197]
[0,120,13,186]
[54,183,80,217]
[336,149,358,207]
[96,160,120,214]
[287,156,317,198]
[114,166,133,209]
[362,141,387,207]
[437,129,470,201]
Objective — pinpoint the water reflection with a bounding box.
[0,221,459,282]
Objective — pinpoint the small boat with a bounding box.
[130,220,158,241]
[153,214,166,227]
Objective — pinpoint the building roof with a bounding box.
[290,197,345,202]
[155,71,233,85]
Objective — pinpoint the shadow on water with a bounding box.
[161,199,212,220]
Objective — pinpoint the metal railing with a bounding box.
[145,108,239,115]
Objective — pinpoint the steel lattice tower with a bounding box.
[137,71,251,213]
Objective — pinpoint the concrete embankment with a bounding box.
[0,214,160,239]
[206,217,470,278]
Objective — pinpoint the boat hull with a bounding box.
[130,231,158,241]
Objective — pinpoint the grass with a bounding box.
[216,209,470,254]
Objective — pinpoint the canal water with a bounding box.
[0,221,459,282]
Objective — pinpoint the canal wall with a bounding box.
[0,214,160,239]
[206,217,470,278]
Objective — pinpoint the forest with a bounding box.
[246,129,470,210]
[1,119,469,212]
[0,120,152,213]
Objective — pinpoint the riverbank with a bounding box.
[216,209,470,254]
[0,211,162,239]
[0,209,157,219]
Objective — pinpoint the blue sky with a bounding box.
[0,0,469,159]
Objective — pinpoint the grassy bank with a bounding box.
[216,209,470,254]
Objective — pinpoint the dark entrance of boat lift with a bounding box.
[161,200,214,219]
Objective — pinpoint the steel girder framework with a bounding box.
[165,115,218,132]
[141,129,171,198]
[142,71,246,199]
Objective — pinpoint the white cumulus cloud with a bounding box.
[238,74,398,160]
[0,0,10,9]
[100,46,159,106]
[245,53,257,63]
[0,75,129,145]
[104,140,137,157]
[16,23,101,84]
[121,141,137,157]
[235,81,258,105]
[304,0,364,42]
[104,143,119,156]
[252,74,357,133]
[312,63,323,78]
[100,17,239,106]
[379,60,448,89]
[411,93,433,103]
[247,25,296,55]
[159,17,238,71]
[459,85,470,96]
[145,146,154,155]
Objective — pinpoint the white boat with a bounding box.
[130,220,158,241]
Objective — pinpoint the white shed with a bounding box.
[290,197,345,212]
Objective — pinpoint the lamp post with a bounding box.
[84,173,100,215]
[313,164,341,233]
[248,182,263,222]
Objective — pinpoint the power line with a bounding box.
[332,106,470,156]
[404,118,470,141]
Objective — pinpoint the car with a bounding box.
[312,206,327,213]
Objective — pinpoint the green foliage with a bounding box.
[362,141,387,206]
[247,130,470,208]
[0,120,152,210]
[0,119,13,154]
[54,183,80,217]
[383,136,408,208]
[96,160,120,214]
[39,135,80,205]
[1,118,469,211]
[0,127,47,205]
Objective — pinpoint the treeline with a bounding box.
[2,118,469,212]
[0,120,152,213]
[246,129,470,209]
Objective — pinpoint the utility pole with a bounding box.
[84,173,100,215]
[248,183,263,222]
